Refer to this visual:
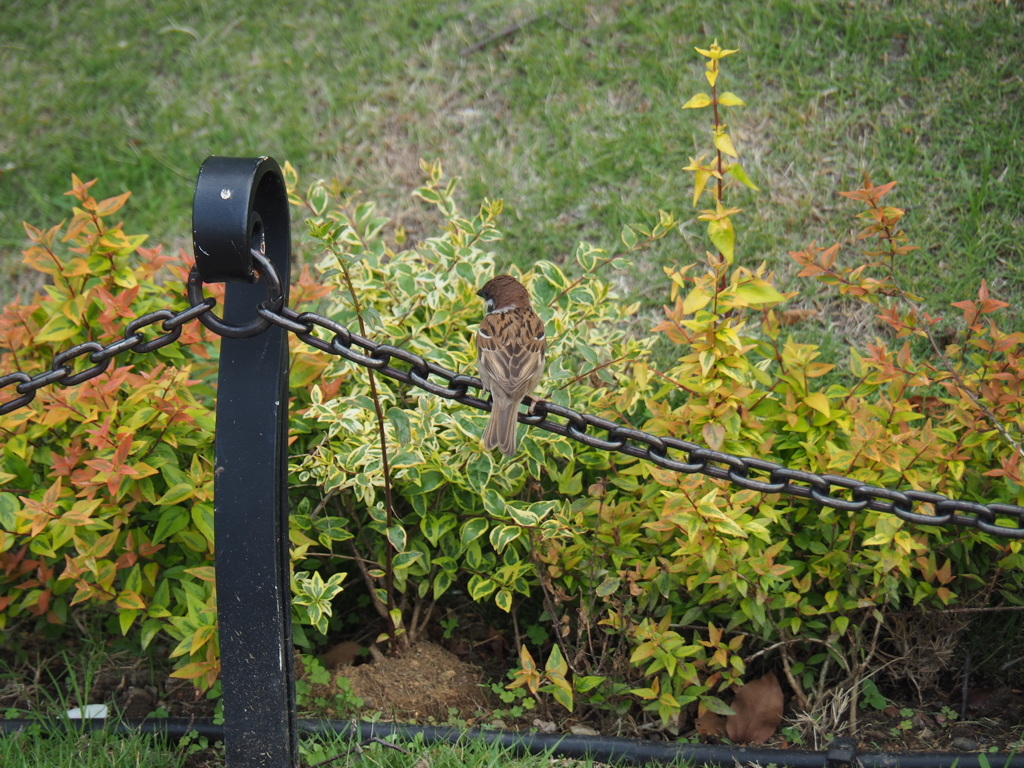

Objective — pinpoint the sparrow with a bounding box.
[476,274,546,456]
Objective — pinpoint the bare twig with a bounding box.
[555,354,631,390]
[742,636,848,670]
[346,534,390,623]
[1001,653,1024,671]
[960,648,971,720]
[459,15,540,56]
[762,609,809,711]
[902,604,1024,615]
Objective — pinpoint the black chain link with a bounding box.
[0,275,216,415]
[3,254,1023,540]
[254,299,1024,540]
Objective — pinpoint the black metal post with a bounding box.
[192,156,298,767]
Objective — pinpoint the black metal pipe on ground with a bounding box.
[1,718,1021,768]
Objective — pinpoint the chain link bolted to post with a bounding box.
[3,249,1024,540]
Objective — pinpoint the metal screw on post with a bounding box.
[192,156,299,768]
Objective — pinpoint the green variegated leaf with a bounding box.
[467,574,497,601]
[386,524,406,552]
[467,453,493,492]
[575,676,605,693]
[386,408,412,445]
[506,502,539,527]
[152,506,190,544]
[392,551,423,570]
[707,216,735,262]
[433,570,453,600]
[489,524,520,553]
[701,695,737,717]
[495,588,513,613]
[733,279,785,306]
[460,518,488,544]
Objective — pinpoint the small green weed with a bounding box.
[440,617,459,640]
[486,681,537,721]
[295,655,363,717]
[859,679,888,711]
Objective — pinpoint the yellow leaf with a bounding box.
[35,314,80,343]
[705,68,718,88]
[190,624,216,655]
[732,279,785,306]
[169,661,214,680]
[155,482,194,506]
[116,590,146,611]
[714,131,739,158]
[695,42,738,61]
[707,217,735,263]
[806,363,835,378]
[119,609,138,635]
[63,257,93,277]
[717,92,745,107]
[850,347,866,377]
[61,294,87,324]
[682,286,713,315]
[691,168,713,207]
[634,361,649,388]
[803,392,831,417]
[282,160,299,190]
[184,565,217,582]
[682,93,712,109]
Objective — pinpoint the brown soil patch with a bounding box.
[335,641,486,719]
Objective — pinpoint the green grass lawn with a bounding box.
[0,725,189,768]
[2,0,1021,339]
[0,726,636,768]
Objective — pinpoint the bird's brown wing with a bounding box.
[476,307,546,400]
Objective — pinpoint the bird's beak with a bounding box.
[475,289,485,298]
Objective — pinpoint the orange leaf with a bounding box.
[702,421,725,451]
[93,191,131,218]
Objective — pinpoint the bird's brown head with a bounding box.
[476,274,532,314]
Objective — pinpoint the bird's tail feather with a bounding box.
[483,397,519,456]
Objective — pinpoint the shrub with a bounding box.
[0,176,221,688]
[0,175,329,691]
[284,159,667,669]
[522,42,1024,727]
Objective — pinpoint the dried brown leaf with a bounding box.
[322,641,362,669]
[779,308,819,326]
[726,670,784,744]
[695,709,728,737]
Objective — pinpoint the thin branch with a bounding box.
[555,354,631,391]
[338,253,400,647]
[459,15,539,57]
